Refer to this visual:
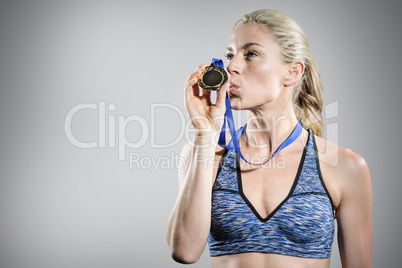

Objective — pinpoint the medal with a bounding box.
[198,64,228,91]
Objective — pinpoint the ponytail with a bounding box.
[294,58,324,137]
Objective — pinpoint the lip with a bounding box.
[228,82,239,93]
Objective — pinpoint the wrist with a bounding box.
[192,131,220,149]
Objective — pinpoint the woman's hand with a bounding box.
[184,64,228,134]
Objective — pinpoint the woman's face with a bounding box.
[225,23,290,111]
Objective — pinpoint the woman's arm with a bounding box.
[166,64,227,264]
[166,136,218,264]
[337,148,373,267]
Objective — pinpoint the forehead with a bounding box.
[227,23,274,50]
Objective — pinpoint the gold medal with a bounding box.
[198,65,228,91]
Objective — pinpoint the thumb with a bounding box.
[216,82,228,112]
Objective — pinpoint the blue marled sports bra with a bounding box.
[208,129,335,258]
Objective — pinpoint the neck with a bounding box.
[243,102,299,153]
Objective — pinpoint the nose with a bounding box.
[226,55,242,76]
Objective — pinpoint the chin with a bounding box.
[229,98,243,110]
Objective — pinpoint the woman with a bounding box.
[167,9,372,267]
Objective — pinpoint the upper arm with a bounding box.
[336,149,373,267]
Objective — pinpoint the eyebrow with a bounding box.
[226,42,264,51]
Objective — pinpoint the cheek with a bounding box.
[250,64,278,89]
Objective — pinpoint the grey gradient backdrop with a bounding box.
[0,0,400,267]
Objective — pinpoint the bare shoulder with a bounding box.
[313,134,372,208]
[314,134,369,177]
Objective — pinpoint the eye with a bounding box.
[245,51,258,58]
[225,53,234,61]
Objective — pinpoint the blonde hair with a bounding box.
[233,9,324,137]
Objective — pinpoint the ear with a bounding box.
[284,60,305,87]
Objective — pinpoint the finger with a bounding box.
[201,88,212,105]
[184,65,204,96]
[215,82,228,111]
[192,64,205,80]
[192,79,200,97]
[184,64,204,88]
[184,76,199,102]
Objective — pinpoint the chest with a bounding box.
[210,171,335,258]
[238,147,305,219]
[208,133,336,258]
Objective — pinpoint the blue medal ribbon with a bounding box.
[211,58,303,165]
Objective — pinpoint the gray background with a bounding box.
[0,0,400,267]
